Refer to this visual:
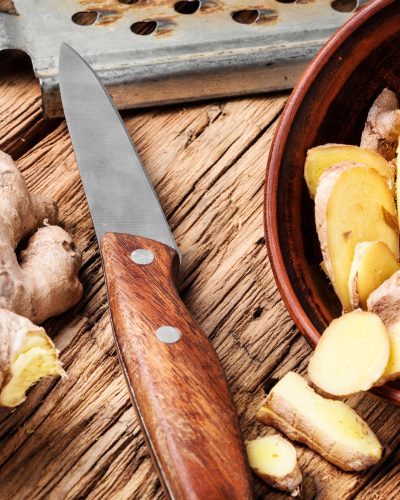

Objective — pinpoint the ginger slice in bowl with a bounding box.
[315,162,399,311]
[304,144,394,198]
[348,241,400,310]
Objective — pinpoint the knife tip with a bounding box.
[60,42,73,56]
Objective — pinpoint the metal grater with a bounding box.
[0,0,370,116]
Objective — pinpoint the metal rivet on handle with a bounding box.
[131,248,154,265]
[156,326,182,344]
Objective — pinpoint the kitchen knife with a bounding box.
[59,44,253,499]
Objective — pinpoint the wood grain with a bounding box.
[101,233,252,499]
[0,51,398,499]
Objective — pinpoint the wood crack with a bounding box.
[183,104,224,148]
[170,108,282,231]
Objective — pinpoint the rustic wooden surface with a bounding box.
[0,48,399,500]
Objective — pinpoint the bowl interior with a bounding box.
[267,1,400,396]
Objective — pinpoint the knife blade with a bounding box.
[59,43,253,499]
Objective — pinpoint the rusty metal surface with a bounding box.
[0,0,369,116]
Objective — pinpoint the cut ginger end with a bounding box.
[256,372,382,472]
[308,310,390,397]
[348,241,400,310]
[304,144,393,198]
[246,435,301,494]
[0,330,64,407]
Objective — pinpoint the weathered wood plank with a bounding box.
[0,51,398,500]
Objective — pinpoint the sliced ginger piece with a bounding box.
[246,435,301,494]
[0,309,64,407]
[348,241,400,309]
[380,323,400,384]
[397,141,400,226]
[368,270,400,383]
[315,162,399,311]
[308,310,390,397]
[304,144,394,198]
[256,372,382,471]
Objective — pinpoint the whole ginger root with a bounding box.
[0,150,83,406]
[0,150,82,323]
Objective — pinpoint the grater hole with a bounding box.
[275,0,295,3]
[118,0,140,3]
[331,0,358,12]
[174,0,201,14]
[232,10,259,24]
[131,20,158,35]
[72,11,98,25]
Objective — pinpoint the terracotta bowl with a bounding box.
[265,0,400,405]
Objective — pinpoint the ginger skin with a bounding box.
[0,150,83,323]
[360,88,400,161]
[0,150,83,407]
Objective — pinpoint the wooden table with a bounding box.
[0,49,399,500]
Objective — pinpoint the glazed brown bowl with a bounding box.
[265,0,400,405]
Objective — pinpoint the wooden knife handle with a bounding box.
[100,233,253,500]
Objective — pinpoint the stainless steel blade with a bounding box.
[58,43,177,252]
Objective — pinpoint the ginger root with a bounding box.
[0,309,64,407]
[308,310,390,397]
[315,162,399,311]
[360,88,400,161]
[368,270,400,383]
[256,372,382,472]
[246,435,302,495]
[0,150,83,323]
[304,144,394,198]
[0,150,83,406]
[397,143,400,227]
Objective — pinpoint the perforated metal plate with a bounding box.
[0,0,370,116]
